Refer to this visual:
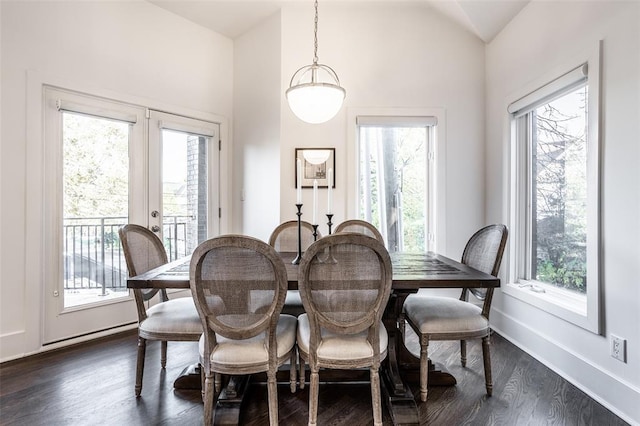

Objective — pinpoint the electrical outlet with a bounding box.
[611,335,626,363]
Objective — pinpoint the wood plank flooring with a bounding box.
[0,329,628,425]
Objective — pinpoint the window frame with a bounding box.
[504,42,602,334]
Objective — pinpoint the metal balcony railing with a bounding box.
[63,216,191,293]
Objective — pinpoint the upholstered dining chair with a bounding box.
[118,224,202,397]
[190,235,297,426]
[403,224,508,402]
[297,233,393,426]
[269,220,322,317]
[335,219,385,244]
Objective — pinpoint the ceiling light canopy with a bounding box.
[286,0,345,124]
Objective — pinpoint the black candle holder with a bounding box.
[326,213,334,235]
[292,204,303,265]
[312,224,319,241]
[322,213,337,264]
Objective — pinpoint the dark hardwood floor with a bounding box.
[0,329,627,425]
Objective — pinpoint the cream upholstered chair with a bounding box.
[403,224,508,402]
[118,224,202,397]
[269,220,322,317]
[190,235,297,426]
[335,219,385,244]
[297,233,392,426]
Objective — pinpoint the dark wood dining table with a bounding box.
[127,250,499,426]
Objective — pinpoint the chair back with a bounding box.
[269,220,320,252]
[298,233,392,355]
[119,224,169,319]
[190,235,288,342]
[462,224,508,301]
[335,219,384,244]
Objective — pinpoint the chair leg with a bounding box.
[203,373,215,426]
[161,341,167,368]
[214,373,222,394]
[200,366,206,402]
[370,366,383,426]
[482,336,493,396]
[298,350,305,390]
[460,339,467,367]
[308,367,320,426]
[135,337,146,397]
[290,350,297,393]
[267,370,279,426]
[419,340,429,402]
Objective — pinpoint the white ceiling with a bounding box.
[148,0,530,43]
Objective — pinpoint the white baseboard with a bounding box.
[491,308,639,426]
[1,323,137,363]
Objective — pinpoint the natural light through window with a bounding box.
[357,123,432,252]
[530,85,588,293]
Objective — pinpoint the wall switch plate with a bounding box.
[611,335,626,363]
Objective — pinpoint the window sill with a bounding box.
[502,280,597,333]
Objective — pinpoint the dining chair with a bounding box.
[190,235,297,426]
[269,220,322,317]
[118,224,202,397]
[297,233,393,426]
[335,219,385,244]
[403,224,508,402]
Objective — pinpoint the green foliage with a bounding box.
[359,127,426,252]
[532,86,588,293]
[63,113,129,218]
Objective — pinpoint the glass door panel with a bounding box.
[148,110,220,256]
[62,112,130,307]
[161,130,209,260]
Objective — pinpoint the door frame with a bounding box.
[25,71,230,350]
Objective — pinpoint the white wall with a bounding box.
[486,1,640,423]
[0,1,233,360]
[232,11,282,241]
[272,2,487,255]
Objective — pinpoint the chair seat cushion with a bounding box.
[285,290,303,307]
[282,290,305,316]
[296,314,388,362]
[404,295,489,336]
[199,314,297,367]
[139,297,202,339]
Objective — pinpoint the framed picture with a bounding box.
[295,148,336,188]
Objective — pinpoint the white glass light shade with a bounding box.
[286,64,346,124]
[303,149,331,165]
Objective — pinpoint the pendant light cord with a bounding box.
[313,0,319,65]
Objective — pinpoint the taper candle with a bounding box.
[327,168,333,214]
[296,158,302,204]
[312,179,318,225]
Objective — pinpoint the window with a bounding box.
[355,115,437,252]
[506,46,601,333]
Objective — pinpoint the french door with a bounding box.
[43,87,220,344]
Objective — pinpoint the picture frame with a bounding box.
[295,148,336,188]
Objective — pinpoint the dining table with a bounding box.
[127,250,500,426]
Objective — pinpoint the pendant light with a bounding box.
[286,0,346,124]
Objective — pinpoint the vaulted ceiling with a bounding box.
[148,0,531,43]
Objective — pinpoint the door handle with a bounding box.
[151,210,159,218]
[151,225,161,232]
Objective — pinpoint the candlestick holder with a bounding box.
[292,203,303,265]
[312,224,319,242]
[326,213,334,235]
[322,213,338,264]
